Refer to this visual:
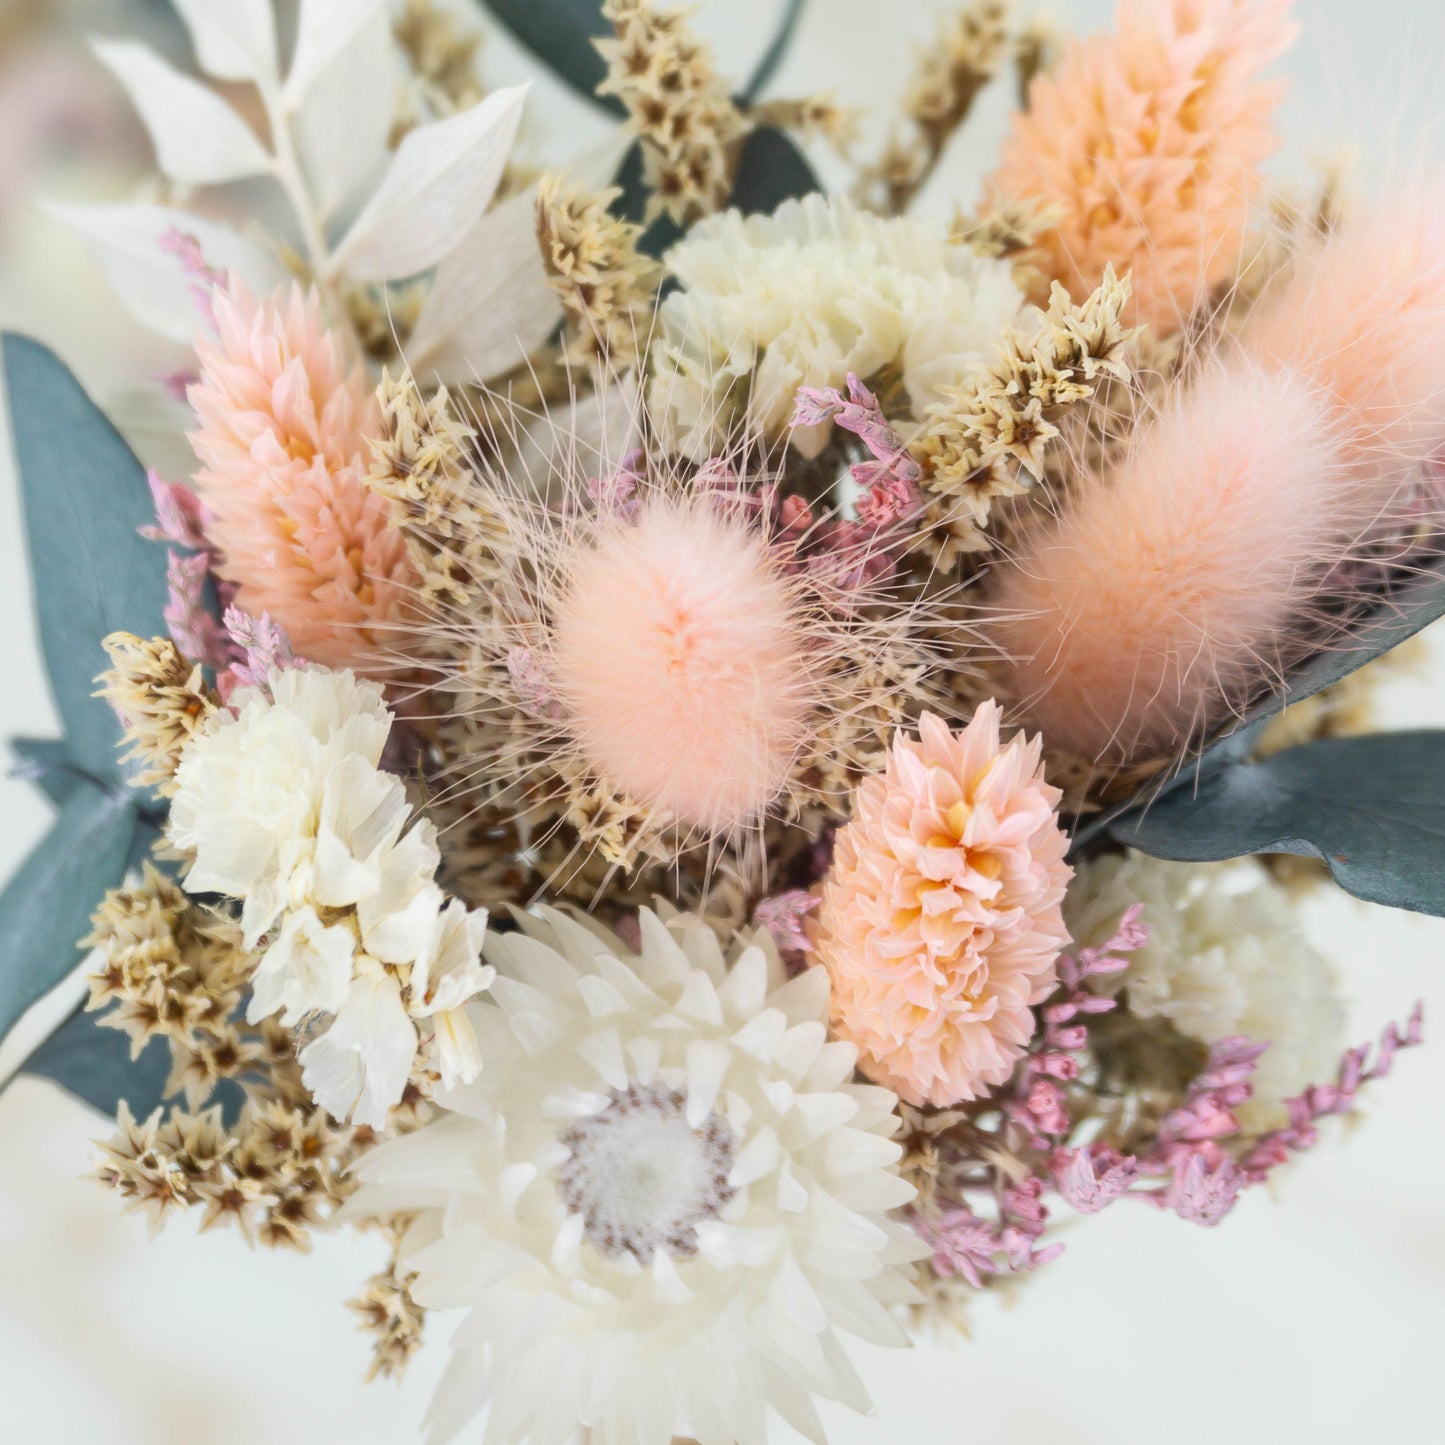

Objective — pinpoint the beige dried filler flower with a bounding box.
[96,632,218,795]
[913,265,1138,545]
[858,1,1014,214]
[595,0,751,224]
[536,173,663,365]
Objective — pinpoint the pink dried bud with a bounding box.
[141,471,212,551]
[1053,1146,1139,1214]
[222,608,295,695]
[507,646,564,721]
[791,384,847,429]
[165,550,227,669]
[587,450,644,520]
[752,890,819,964]
[1165,1151,1244,1228]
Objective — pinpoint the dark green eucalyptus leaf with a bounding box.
[728,125,819,215]
[18,1004,173,1118]
[8,738,85,807]
[0,783,139,1044]
[4,333,170,783]
[472,0,624,115]
[1071,558,1445,856]
[1112,730,1445,915]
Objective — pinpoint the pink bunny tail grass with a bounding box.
[992,361,1356,764]
[549,496,813,835]
[1242,185,1445,478]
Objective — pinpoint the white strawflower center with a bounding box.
[558,1083,736,1261]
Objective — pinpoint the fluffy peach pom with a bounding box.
[188,279,414,671]
[1242,188,1445,474]
[814,704,1072,1108]
[991,362,1356,764]
[549,497,814,835]
[988,0,1295,333]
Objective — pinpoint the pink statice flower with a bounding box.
[158,225,224,330]
[187,277,416,674]
[814,701,1073,1107]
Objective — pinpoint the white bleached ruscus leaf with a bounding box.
[407,136,629,383]
[293,0,396,220]
[92,40,272,186]
[284,0,390,106]
[46,201,287,341]
[329,84,529,282]
[169,0,277,85]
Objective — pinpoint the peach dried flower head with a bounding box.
[815,702,1072,1107]
[989,0,1296,333]
[188,278,415,672]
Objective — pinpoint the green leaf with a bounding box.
[1071,559,1445,855]
[471,0,623,115]
[18,1004,173,1118]
[0,783,139,1044]
[728,124,819,216]
[8,738,86,807]
[1113,730,1445,915]
[4,333,171,783]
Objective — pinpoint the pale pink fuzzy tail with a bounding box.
[1242,187,1445,485]
[993,362,1354,764]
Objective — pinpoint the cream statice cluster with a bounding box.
[650,194,1024,458]
[349,907,924,1445]
[168,666,492,1127]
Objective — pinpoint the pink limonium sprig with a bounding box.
[221,607,296,699]
[1052,1005,1425,1230]
[1006,904,1146,1149]
[915,1178,1064,1289]
[164,550,229,671]
[791,373,924,513]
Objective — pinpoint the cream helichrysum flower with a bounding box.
[1066,852,1346,1131]
[168,666,492,1128]
[650,193,1023,459]
[349,908,925,1445]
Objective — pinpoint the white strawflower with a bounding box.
[349,908,925,1445]
[649,194,1023,459]
[1066,852,1346,1130]
[169,666,492,1128]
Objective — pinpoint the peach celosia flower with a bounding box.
[987,0,1296,332]
[815,703,1072,1107]
[188,279,415,671]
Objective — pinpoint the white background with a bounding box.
[1,2,1443,1442]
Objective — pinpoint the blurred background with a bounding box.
[1,2,1442,1441]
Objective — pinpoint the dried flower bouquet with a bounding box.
[1,2,1439,1442]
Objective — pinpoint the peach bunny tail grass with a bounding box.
[1242,184,1445,481]
[991,360,1355,766]
[549,496,813,836]
[373,378,966,886]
